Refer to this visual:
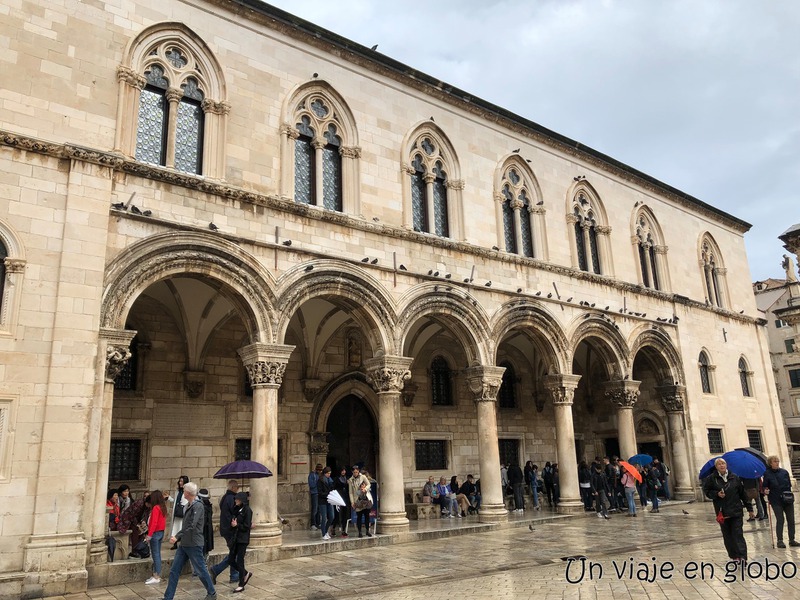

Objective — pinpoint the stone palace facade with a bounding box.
[0,0,789,596]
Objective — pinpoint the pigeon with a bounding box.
[485,281,492,287]
[304,265,314,271]
[370,258,378,264]
[517,288,523,293]
[282,240,292,246]
[399,264,407,271]
[370,44,378,51]
[428,269,434,275]
[547,293,552,298]
[535,291,541,296]
[492,246,499,251]
[529,524,535,531]
[130,205,142,214]
[111,202,125,210]
[142,210,152,216]
[445,273,451,279]
[512,148,520,153]
[682,510,689,515]
[362,257,370,263]
[208,222,219,231]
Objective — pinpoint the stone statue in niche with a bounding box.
[347,332,362,367]
[782,254,798,282]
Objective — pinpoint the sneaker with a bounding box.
[145,577,160,585]
[204,594,217,600]
[456,513,462,518]
[310,525,318,531]
[448,514,454,518]
[322,533,330,540]
[778,541,786,548]
[747,517,756,522]
[790,541,800,547]
[596,513,603,518]
[603,515,611,520]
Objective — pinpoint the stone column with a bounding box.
[465,365,508,522]
[604,380,641,461]
[656,384,693,499]
[87,328,136,564]
[238,343,295,547]
[164,87,183,169]
[511,198,524,254]
[365,355,413,533]
[543,374,584,512]
[531,205,547,259]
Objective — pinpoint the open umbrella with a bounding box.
[213,459,273,480]
[628,454,653,467]
[619,460,642,483]
[721,450,766,479]
[699,457,720,480]
[735,447,769,466]
[327,490,346,509]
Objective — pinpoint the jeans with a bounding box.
[318,502,333,536]
[162,545,215,600]
[625,487,637,515]
[310,492,319,527]
[661,478,671,500]
[650,486,659,510]
[580,486,592,510]
[469,493,482,510]
[771,501,796,542]
[149,530,164,576]
[530,485,539,508]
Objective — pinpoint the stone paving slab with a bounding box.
[51,501,800,599]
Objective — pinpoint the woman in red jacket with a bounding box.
[145,490,167,585]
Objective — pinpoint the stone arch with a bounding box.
[101,232,277,343]
[489,300,570,374]
[396,284,490,365]
[568,315,630,379]
[0,217,26,260]
[565,179,609,225]
[402,121,462,181]
[274,261,395,356]
[282,79,359,147]
[309,371,378,433]
[629,326,685,386]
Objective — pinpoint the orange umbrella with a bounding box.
[619,460,642,483]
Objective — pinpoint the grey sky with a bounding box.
[267,0,800,282]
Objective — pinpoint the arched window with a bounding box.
[410,138,449,237]
[0,220,25,335]
[430,356,453,406]
[633,208,667,290]
[116,24,228,178]
[498,362,517,409]
[499,166,536,257]
[403,125,464,239]
[738,357,752,397]
[281,83,359,214]
[572,194,601,274]
[699,234,728,308]
[293,97,343,210]
[699,351,712,394]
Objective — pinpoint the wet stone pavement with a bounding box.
[54,501,800,599]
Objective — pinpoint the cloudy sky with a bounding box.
[267,0,799,282]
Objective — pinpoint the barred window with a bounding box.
[789,369,800,388]
[174,78,204,174]
[415,440,447,470]
[136,65,169,166]
[498,362,517,409]
[109,438,142,482]
[707,428,724,455]
[430,356,453,406]
[699,352,712,394]
[498,439,520,469]
[293,96,343,211]
[234,437,284,476]
[747,429,763,452]
[409,136,450,237]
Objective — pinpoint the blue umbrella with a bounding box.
[721,450,766,479]
[699,457,720,480]
[628,454,653,466]
[213,459,273,479]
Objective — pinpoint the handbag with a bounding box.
[174,504,184,518]
[354,497,373,511]
[782,491,795,504]
[716,508,725,524]
[136,520,149,535]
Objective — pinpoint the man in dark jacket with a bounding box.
[213,480,239,583]
[762,455,798,548]
[702,458,754,561]
[590,464,611,519]
[162,482,216,600]
[507,462,525,511]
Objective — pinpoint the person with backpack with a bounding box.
[543,462,555,507]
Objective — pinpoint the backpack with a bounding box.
[129,540,150,559]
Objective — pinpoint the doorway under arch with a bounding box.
[325,394,377,476]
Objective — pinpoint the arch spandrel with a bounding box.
[489,300,569,374]
[101,232,277,343]
[274,261,395,356]
[567,314,630,379]
[396,284,490,366]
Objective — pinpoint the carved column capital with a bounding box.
[165,87,184,103]
[656,384,686,412]
[116,65,146,89]
[604,380,641,408]
[654,245,669,255]
[201,98,231,115]
[100,327,137,383]
[542,374,582,406]
[401,162,415,176]
[4,258,26,274]
[280,122,300,139]
[340,145,361,159]
[364,355,413,393]
[595,225,612,235]
[464,365,506,403]
[446,179,465,191]
[510,198,524,211]
[238,343,295,388]
[566,213,579,224]
[530,206,546,215]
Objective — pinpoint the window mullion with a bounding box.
[164,87,183,169]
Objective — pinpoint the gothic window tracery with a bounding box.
[633,210,665,290]
[410,136,449,237]
[293,94,343,211]
[572,194,601,274]
[500,167,535,257]
[700,236,725,307]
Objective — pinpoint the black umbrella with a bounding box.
[735,447,769,466]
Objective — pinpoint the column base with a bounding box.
[673,487,696,501]
[478,503,509,523]
[86,536,107,565]
[248,522,282,547]
[23,533,89,598]
[556,499,585,514]
[377,511,409,533]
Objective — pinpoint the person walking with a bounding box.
[169,475,190,549]
[145,490,167,585]
[702,458,754,562]
[762,455,799,548]
[213,480,240,584]
[590,463,611,519]
[347,464,371,530]
[317,466,335,540]
[161,482,216,600]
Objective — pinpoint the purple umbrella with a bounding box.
[213,459,273,479]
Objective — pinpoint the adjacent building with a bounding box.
[0,0,789,596]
